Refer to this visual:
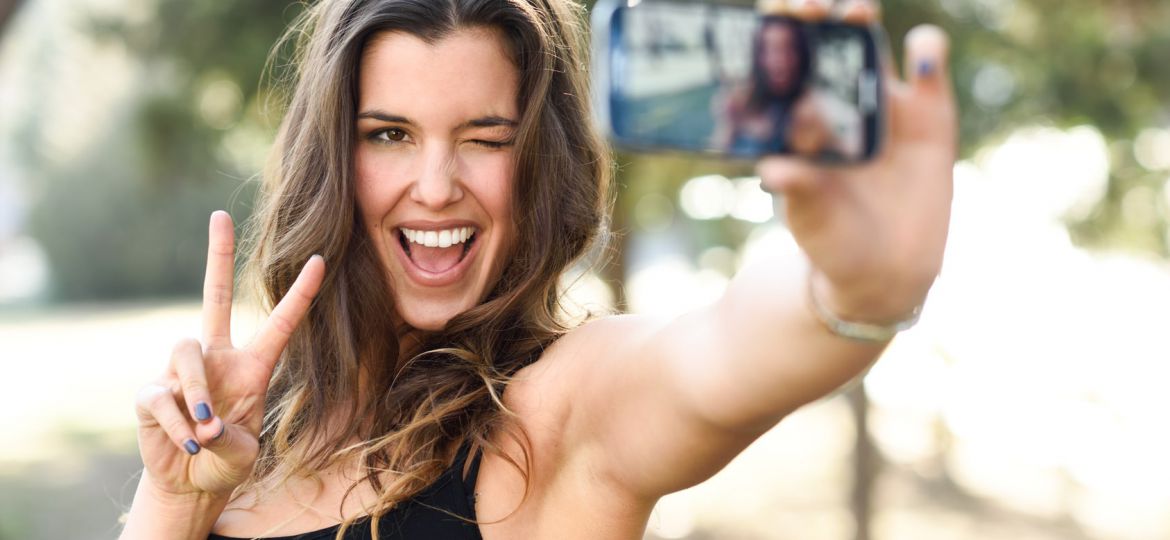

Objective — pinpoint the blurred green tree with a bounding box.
[881,0,1170,254]
[26,2,304,300]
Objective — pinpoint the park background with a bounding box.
[2,0,1169,538]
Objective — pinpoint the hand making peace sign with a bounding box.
[134,211,325,497]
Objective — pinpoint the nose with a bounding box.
[409,145,464,210]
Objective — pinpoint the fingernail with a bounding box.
[212,421,226,440]
[184,439,201,455]
[918,60,936,78]
[194,402,212,422]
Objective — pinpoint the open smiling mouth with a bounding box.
[397,226,478,275]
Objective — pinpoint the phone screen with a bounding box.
[594,0,883,162]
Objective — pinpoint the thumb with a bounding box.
[904,25,951,92]
[199,419,260,473]
[896,25,958,143]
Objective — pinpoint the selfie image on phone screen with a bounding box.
[595,0,883,162]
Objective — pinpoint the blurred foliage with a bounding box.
[25,2,304,300]
[17,0,1170,300]
[27,121,251,299]
[877,0,1170,255]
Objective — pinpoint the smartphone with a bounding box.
[591,0,885,163]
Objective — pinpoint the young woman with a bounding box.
[120,0,956,538]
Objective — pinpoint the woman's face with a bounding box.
[355,28,519,332]
[759,23,800,93]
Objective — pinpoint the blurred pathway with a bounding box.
[0,301,263,463]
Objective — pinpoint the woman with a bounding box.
[120,0,956,538]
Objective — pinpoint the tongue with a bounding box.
[409,243,464,273]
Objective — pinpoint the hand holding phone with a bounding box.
[593,0,958,327]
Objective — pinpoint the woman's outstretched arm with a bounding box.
[565,3,957,499]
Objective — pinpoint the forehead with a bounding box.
[357,28,520,121]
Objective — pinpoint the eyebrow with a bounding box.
[356,110,518,130]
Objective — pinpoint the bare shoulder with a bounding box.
[473,315,666,537]
[496,313,675,488]
[504,314,665,419]
[489,312,668,460]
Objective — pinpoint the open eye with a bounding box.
[370,127,410,144]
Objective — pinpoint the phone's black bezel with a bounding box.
[591,0,886,164]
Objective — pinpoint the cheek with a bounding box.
[461,151,514,215]
[461,151,516,260]
[354,150,405,227]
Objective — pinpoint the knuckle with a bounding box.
[268,311,296,336]
[294,286,315,303]
[210,241,234,257]
[180,378,208,397]
[206,283,233,306]
[136,384,171,411]
[171,338,202,357]
[164,416,192,441]
[134,389,155,413]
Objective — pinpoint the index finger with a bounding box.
[245,255,326,367]
[202,211,235,349]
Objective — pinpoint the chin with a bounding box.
[397,300,474,333]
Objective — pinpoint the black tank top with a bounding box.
[207,442,484,540]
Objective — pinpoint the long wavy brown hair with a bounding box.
[238,0,611,536]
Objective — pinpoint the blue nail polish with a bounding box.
[184,439,201,455]
[918,60,936,78]
[213,422,226,440]
[195,402,212,422]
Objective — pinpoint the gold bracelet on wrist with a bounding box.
[806,271,923,343]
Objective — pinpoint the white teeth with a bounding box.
[400,226,477,248]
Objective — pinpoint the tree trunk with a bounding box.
[0,0,24,39]
[848,383,877,540]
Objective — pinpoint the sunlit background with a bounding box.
[2,0,1169,539]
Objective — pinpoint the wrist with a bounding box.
[121,472,230,540]
[809,267,931,323]
[807,268,927,342]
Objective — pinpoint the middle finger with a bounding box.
[170,338,216,425]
